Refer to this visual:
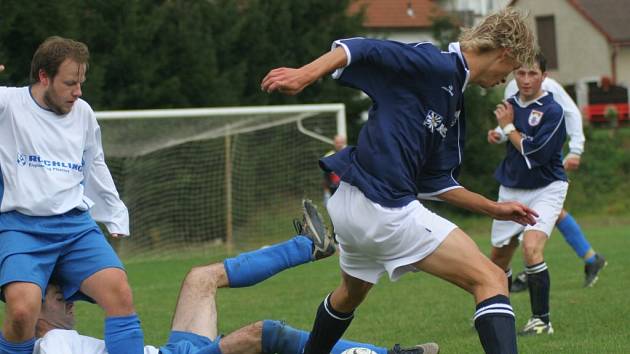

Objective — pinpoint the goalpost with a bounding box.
[95,104,346,259]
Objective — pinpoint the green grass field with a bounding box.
[6,215,630,353]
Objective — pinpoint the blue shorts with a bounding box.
[0,209,124,302]
[159,331,221,354]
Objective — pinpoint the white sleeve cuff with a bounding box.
[331,41,352,79]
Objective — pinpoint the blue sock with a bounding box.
[473,295,517,354]
[104,314,145,354]
[262,320,386,354]
[557,213,596,263]
[0,333,35,354]
[224,236,313,287]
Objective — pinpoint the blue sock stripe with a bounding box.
[0,333,35,353]
[525,262,547,274]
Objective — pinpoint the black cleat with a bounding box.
[510,271,528,293]
[584,254,607,287]
[293,199,336,260]
[388,343,440,354]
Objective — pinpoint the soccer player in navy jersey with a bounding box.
[0,37,144,354]
[490,78,607,290]
[262,8,536,354]
[488,52,567,336]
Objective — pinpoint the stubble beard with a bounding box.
[43,89,69,115]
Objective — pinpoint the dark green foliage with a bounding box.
[0,0,364,110]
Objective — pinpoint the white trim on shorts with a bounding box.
[327,182,457,284]
[491,180,568,247]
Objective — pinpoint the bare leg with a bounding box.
[170,263,228,340]
[219,321,263,354]
[330,271,373,312]
[2,282,41,341]
[80,268,135,316]
[521,230,547,266]
[413,228,507,301]
[490,236,520,271]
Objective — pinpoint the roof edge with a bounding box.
[567,0,614,43]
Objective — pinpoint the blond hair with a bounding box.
[459,7,535,66]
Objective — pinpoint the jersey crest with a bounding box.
[424,110,448,138]
[16,153,27,166]
[528,109,543,126]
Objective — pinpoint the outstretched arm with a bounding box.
[260,46,348,95]
[438,187,538,225]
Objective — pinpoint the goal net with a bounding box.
[96,104,346,260]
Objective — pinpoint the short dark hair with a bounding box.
[30,36,89,83]
[535,51,547,73]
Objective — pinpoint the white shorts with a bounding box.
[491,180,568,247]
[327,182,457,284]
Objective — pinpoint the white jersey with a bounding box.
[0,86,129,235]
[34,329,159,354]
[504,77,585,156]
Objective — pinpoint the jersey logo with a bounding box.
[528,110,543,126]
[16,153,27,166]
[424,110,448,138]
[16,153,83,173]
[441,85,455,96]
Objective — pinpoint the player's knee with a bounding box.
[6,302,39,332]
[99,279,135,314]
[183,265,220,295]
[521,242,543,263]
[472,263,507,295]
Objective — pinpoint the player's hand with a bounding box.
[494,101,514,128]
[487,129,502,144]
[563,154,581,171]
[491,201,539,226]
[110,233,123,238]
[261,67,312,96]
[0,64,5,73]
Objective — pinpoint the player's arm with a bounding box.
[261,46,348,95]
[83,120,130,237]
[438,187,538,225]
[494,101,523,152]
[545,80,584,170]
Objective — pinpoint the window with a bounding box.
[536,16,558,70]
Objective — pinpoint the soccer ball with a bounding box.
[341,348,377,354]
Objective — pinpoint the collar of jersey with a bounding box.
[446,42,470,93]
[513,91,549,108]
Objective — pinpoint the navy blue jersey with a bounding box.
[494,92,567,189]
[320,39,469,207]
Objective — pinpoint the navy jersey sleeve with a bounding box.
[331,38,439,97]
[520,105,566,169]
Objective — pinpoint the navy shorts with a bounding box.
[0,209,124,302]
[159,331,221,354]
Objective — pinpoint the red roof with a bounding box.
[349,0,442,29]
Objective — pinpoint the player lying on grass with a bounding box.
[33,200,438,354]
